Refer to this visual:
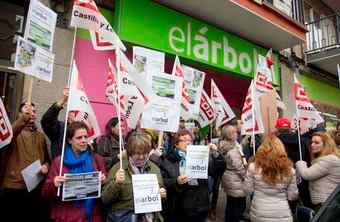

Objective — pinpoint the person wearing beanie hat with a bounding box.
[276,117,312,208]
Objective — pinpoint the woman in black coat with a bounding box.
[159,129,225,222]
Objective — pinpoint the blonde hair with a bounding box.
[220,125,236,141]
[311,132,340,161]
[255,136,293,185]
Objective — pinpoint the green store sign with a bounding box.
[114,0,280,84]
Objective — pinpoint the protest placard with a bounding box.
[0,97,12,149]
[141,73,182,132]
[132,174,162,214]
[24,0,57,52]
[182,66,206,116]
[186,145,209,179]
[132,46,165,80]
[14,37,55,82]
[62,171,101,201]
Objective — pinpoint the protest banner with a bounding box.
[132,46,165,80]
[0,97,13,149]
[198,90,215,129]
[132,174,162,214]
[69,61,101,140]
[182,65,206,118]
[171,56,191,117]
[62,171,101,201]
[141,73,182,132]
[70,0,125,51]
[211,79,235,128]
[14,37,55,82]
[186,145,209,179]
[241,81,265,135]
[294,75,324,134]
[24,0,57,52]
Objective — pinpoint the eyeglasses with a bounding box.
[131,153,148,159]
[179,139,192,143]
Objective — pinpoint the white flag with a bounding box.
[211,79,235,128]
[255,50,285,110]
[71,0,126,51]
[198,90,215,128]
[69,61,101,140]
[172,56,191,117]
[106,56,148,129]
[241,81,265,135]
[294,75,324,133]
[0,98,12,149]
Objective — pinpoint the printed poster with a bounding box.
[132,174,162,214]
[14,37,55,82]
[24,0,57,51]
[141,73,182,132]
[186,145,209,179]
[62,171,101,201]
[132,46,165,80]
[182,66,206,116]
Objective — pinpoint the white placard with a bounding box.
[132,174,162,214]
[21,160,43,192]
[182,66,206,116]
[24,0,57,52]
[62,171,101,201]
[186,145,209,179]
[141,73,182,132]
[132,46,165,80]
[14,37,55,82]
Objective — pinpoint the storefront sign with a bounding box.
[114,0,280,85]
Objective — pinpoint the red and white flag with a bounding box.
[71,0,126,51]
[0,98,12,149]
[255,50,285,109]
[172,56,191,117]
[294,75,324,133]
[241,81,265,135]
[106,55,148,129]
[69,61,101,140]
[211,79,235,128]
[198,90,215,128]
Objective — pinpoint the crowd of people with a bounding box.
[1,89,340,222]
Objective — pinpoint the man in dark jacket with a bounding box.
[275,117,312,208]
[41,88,74,159]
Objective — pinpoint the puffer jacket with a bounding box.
[296,154,340,205]
[244,163,298,222]
[221,144,247,197]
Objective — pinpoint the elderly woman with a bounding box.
[159,129,222,222]
[42,121,107,222]
[101,132,166,222]
[296,132,340,210]
[244,136,298,222]
[220,125,247,222]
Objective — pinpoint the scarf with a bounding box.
[128,157,154,222]
[63,145,95,222]
[175,148,186,176]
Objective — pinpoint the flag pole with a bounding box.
[57,27,77,196]
[251,81,256,156]
[116,48,123,169]
[294,74,303,161]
